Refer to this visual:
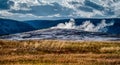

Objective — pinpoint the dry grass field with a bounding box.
[0,40,120,65]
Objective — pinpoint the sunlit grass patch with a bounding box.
[0,40,120,65]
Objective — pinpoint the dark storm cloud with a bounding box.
[0,0,14,10]
[84,0,104,11]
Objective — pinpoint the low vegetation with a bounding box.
[0,40,120,65]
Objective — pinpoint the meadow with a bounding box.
[0,40,120,65]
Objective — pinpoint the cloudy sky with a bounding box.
[0,0,120,21]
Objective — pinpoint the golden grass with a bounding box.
[0,40,120,65]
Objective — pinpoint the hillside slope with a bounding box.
[0,18,35,35]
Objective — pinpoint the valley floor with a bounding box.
[0,40,120,65]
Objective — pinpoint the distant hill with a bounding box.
[0,18,35,35]
[24,18,120,34]
[0,18,120,36]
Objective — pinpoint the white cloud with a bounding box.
[0,0,119,21]
[9,0,41,10]
[0,10,62,21]
[0,10,14,16]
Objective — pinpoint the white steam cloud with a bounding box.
[51,18,114,32]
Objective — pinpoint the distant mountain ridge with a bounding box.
[0,18,35,35]
[0,18,120,36]
[24,18,120,34]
